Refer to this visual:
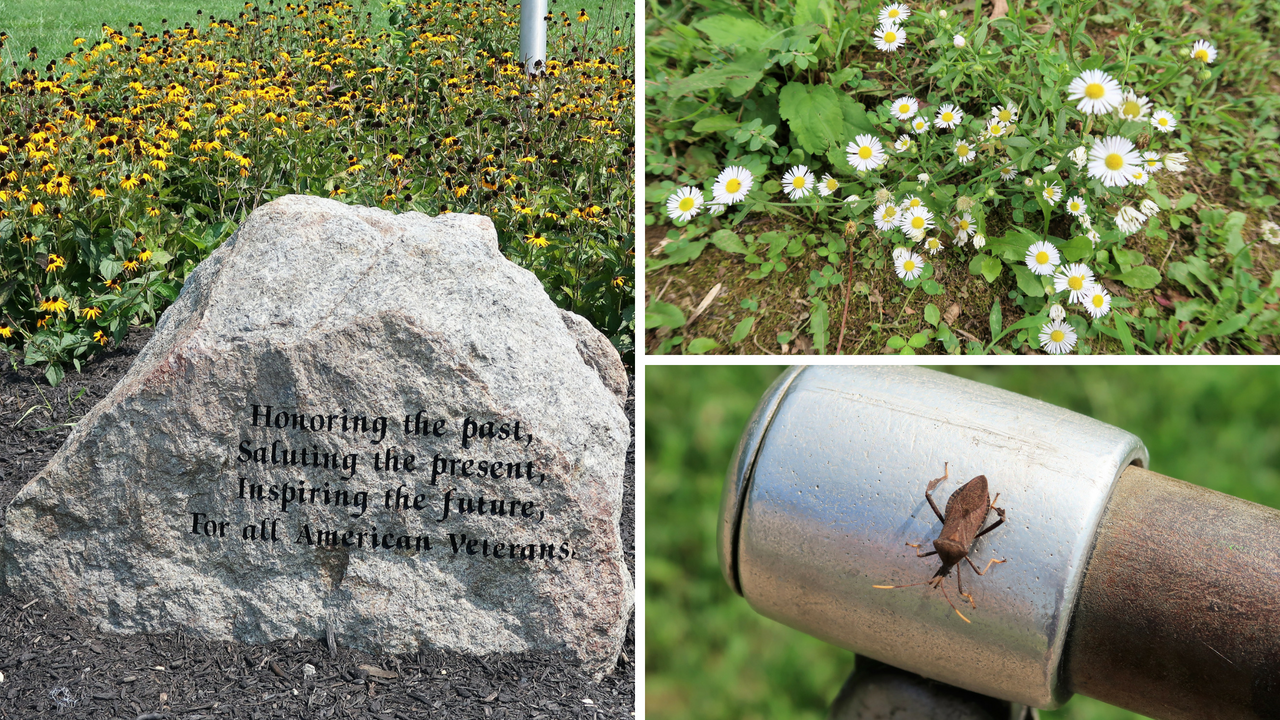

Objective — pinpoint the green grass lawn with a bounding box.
[646,365,1280,719]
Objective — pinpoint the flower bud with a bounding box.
[972,233,986,249]
[939,9,948,17]
[1050,304,1066,321]
[953,34,965,47]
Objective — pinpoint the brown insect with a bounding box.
[874,463,1007,623]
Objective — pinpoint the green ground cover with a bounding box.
[645,0,1280,355]
[646,365,1280,719]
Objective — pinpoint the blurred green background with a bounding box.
[645,366,1280,720]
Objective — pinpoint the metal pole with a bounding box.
[519,0,547,75]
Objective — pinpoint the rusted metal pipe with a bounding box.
[1062,465,1280,720]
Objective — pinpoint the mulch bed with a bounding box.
[0,328,635,719]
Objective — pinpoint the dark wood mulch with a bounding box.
[0,329,636,719]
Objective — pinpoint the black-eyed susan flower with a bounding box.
[93,330,109,345]
[82,306,103,320]
[39,296,69,313]
[46,254,66,272]
[525,231,549,247]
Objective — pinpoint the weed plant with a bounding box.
[0,0,636,384]
[645,0,1280,355]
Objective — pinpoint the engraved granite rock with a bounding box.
[0,195,632,676]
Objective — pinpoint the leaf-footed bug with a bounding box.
[874,463,1007,623]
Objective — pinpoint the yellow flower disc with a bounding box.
[884,31,897,43]
[1051,330,1065,342]
[1122,101,1140,117]
[1085,83,1105,99]
[1093,295,1105,308]
[998,109,1012,122]
[912,217,925,229]
[1036,251,1049,264]
[792,177,806,189]
[899,103,911,114]
[725,179,741,193]
[1105,153,1124,171]
[1069,276,1083,291]
[941,112,953,123]
[903,260,915,272]
[1194,49,1208,62]
[678,197,695,212]
[859,146,873,159]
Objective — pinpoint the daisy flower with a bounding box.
[935,103,963,129]
[1026,240,1060,275]
[999,163,1018,181]
[1151,110,1177,133]
[1140,199,1160,217]
[972,233,986,249]
[1067,69,1122,115]
[1087,135,1142,187]
[954,138,975,164]
[879,3,911,24]
[1116,205,1146,234]
[1041,182,1063,206]
[892,246,913,262]
[1081,284,1111,318]
[1039,319,1078,354]
[1142,152,1163,172]
[846,135,888,172]
[899,206,935,238]
[900,194,925,211]
[911,117,931,134]
[818,174,840,197]
[891,96,919,121]
[893,135,913,152]
[1163,152,1189,172]
[991,104,1019,124]
[1064,196,1087,217]
[874,24,907,52]
[873,203,901,231]
[712,165,753,204]
[1191,39,1217,64]
[1049,304,1066,321]
[1129,168,1151,186]
[923,236,944,254]
[983,119,1009,139]
[953,213,975,242]
[1116,90,1151,121]
[895,250,925,281]
[844,194,861,204]
[666,186,703,222]
[953,34,966,48]
[782,165,815,199]
[1054,263,1096,304]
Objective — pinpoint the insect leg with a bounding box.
[976,493,1007,539]
[872,578,937,590]
[956,567,976,608]
[965,556,1007,576]
[936,578,971,623]
[924,462,949,523]
[904,542,939,558]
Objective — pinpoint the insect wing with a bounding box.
[940,475,990,547]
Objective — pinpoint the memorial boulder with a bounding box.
[0,195,632,676]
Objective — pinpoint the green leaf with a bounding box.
[907,332,928,348]
[810,298,829,354]
[1060,235,1093,262]
[1111,311,1136,355]
[1115,265,1162,289]
[645,301,687,329]
[692,114,741,134]
[647,240,708,270]
[778,82,846,154]
[1211,312,1251,340]
[887,336,906,349]
[989,300,1002,340]
[1175,192,1198,211]
[153,283,179,302]
[1146,188,1171,211]
[793,0,835,28]
[1012,264,1046,297]
[924,303,940,327]
[693,14,775,49]
[710,230,749,254]
[99,257,124,282]
[922,279,943,295]
[686,337,720,354]
[980,255,1003,283]
[45,362,64,387]
[1223,212,1247,256]
[667,52,769,98]
[730,317,755,344]
[838,95,876,136]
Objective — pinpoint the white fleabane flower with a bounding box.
[1116,205,1146,234]
[1081,284,1112,318]
[991,104,1019,124]
[1049,304,1066,321]
[844,194,861,204]
[935,103,963,129]
[1039,319,1078,354]
[1142,152,1164,172]
[1151,110,1177,133]
[911,116,931,134]
[983,119,1008,139]
[891,96,919,120]
[894,134,913,152]
[1260,220,1280,245]
[1116,89,1151,121]
[819,174,840,196]
[782,165,815,199]
[1086,228,1101,245]
[667,186,704,222]
[1163,152,1189,172]
[1087,135,1142,187]
[1041,182,1063,206]
[875,23,907,52]
[879,3,911,24]
[712,165,753,204]
[924,236,944,255]
[895,250,925,281]
[1026,240,1060,275]
[1065,196,1087,217]
[972,233,986,249]
[873,203,901,231]
[1080,213,1093,229]
[1129,168,1151,186]
[1054,262,1096,304]
[954,138,975,164]
[953,213,974,241]
[899,206,935,238]
[999,163,1018,181]
[1070,146,1089,167]
[1191,39,1217,64]
[1140,198,1160,217]
[846,135,888,172]
[953,34,966,48]
[1068,69,1123,115]
[917,173,930,185]
[900,194,925,210]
